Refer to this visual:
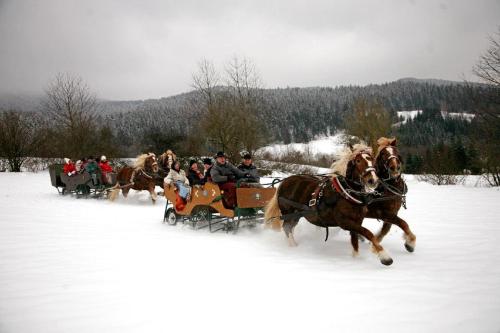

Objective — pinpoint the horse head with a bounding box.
[346,148,379,193]
[145,153,159,173]
[376,137,402,179]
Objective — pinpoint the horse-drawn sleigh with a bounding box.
[49,163,117,197]
[163,181,276,233]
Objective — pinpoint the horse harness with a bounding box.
[276,175,374,241]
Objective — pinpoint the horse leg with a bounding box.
[122,188,130,198]
[376,222,392,243]
[283,218,299,247]
[350,231,359,257]
[344,224,393,266]
[387,216,416,252]
[149,184,158,204]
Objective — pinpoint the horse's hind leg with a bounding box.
[350,231,359,256]
[345,224,393,266]
[376,222,392,243]
[283,218,299,247]
[122,188,130,198]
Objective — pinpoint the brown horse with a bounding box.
[366,137,416,252]
[265,144,394,266]
[108,153,160,204]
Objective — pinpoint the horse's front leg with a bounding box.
[387,216,416,252]
[343,222,393,266]
[149,184,158,204]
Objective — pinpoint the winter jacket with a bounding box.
[99,161,113,173]
[164,168,189,186]
[187,169,204,186]
[210,161,246,184]
[202,166,212,184]
[63,163,76,176]
[238,163,260,183]
[85,161,99,174]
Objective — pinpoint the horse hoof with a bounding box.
[381,257,393,266]
[404,243,415,253]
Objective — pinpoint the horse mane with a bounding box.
[330,143,372,176]
[134,153,155,170]
[377,137,396,149]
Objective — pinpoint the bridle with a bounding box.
[378,146,402,180]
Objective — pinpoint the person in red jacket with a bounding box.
[63,158,76,176]
[98,155,113,184]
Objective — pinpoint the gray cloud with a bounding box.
[0,0,499,100]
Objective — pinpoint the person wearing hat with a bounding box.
[237,153,261,187]
[187,159,204,186]
[210,151,246,208]
[99,155,113,184]
[63,158,76,176]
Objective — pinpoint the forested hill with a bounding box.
[1,78,490,148]
[98,78,488,145]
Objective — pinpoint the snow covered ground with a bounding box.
[1,171,500,333]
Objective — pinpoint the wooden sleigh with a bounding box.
[163,182,276,233]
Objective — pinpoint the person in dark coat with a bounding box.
[187,160,204,186]
[201,158,213,184]
[210,151,246,208]
[237,153,261,186]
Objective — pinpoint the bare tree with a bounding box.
[0,111,42,172]
[192,57,267,157]
[344,98,393,153]
[471,28,500,186]
[42,73,98,157]
[473,28,500,86]
[192,59,220,111]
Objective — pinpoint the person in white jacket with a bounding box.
[164,161,190,200]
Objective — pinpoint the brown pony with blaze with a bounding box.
[265,144,395,266]
[365,137,416,252]
[109,153,160,204]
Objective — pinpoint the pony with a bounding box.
[264,144,395,266]
[366,137,416,252]
[108,153,160,204]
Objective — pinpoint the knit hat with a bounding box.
[189,159,197,167]
[215,151,226,158]
[101,155,107,162]
[202,158,213,165]
[64,158,70,164]
[243,153,252,160]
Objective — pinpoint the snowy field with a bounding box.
[1,171,500,333]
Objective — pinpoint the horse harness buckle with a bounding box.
[309,180,327,207]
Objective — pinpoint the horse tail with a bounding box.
[264,189,283,231]
[108,183,120,201]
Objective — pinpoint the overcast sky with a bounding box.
[0,0,499,100]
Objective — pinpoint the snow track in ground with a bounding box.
[1,172,500,332]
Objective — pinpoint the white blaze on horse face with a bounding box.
[361,153,378,191]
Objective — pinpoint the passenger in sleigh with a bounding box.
[98,155,114,184]
[187,160,204,186]
[84,156,101,185]
[210,151,247,209]
[237,153,262,188]
[164,161,191,210]
[63,158,77,176]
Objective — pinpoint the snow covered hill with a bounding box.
[1,172,500,332]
